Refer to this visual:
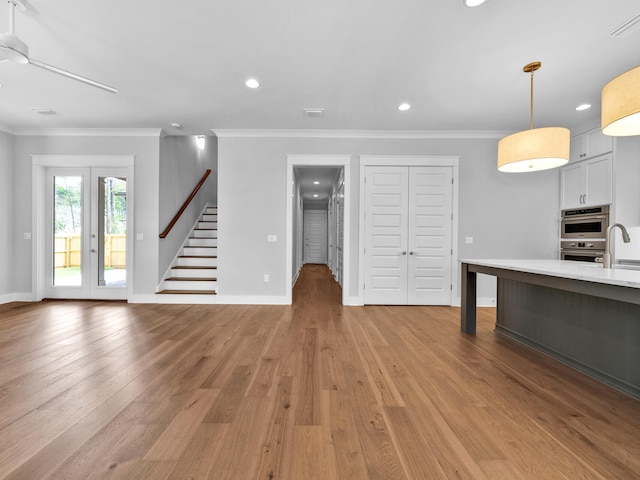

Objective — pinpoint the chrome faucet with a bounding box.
[603,223,631,268]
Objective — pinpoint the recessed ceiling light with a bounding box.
[245,78,260,89]
[170,122,182,129]
[313,181,319,185]
[575,103,592,111]
[313,194,319,198]
[464,0,486,6]
[398,103,411,111]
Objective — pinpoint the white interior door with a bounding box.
[364,166,409,304]
[364,165,453,305]
[407,167,453,304]
[46,167,128,299]
[304,210,328,264]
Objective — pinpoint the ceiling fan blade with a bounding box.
[29,58,118,94]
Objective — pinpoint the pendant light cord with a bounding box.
[530,70,534,130]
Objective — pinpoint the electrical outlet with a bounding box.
[263,274,270,283]
[267,235,277,242]
[23,232,31,240]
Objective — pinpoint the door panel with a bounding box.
[364,166,408,304]
[408,167,453,305]
[304,211,327,264]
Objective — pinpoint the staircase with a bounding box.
[157,205,218,295]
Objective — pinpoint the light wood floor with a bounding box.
[1,265,639,479]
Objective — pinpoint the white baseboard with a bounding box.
[344,296,364,306]
[452,296,496,307]
[0,292,38,304]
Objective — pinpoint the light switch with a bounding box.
[23,232,31,240]
[465,237,473,244]
[264,274,270,282]
[267,235,277,243]
[136,234,144,241]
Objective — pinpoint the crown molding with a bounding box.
[0,124,16,135]
[13,128,163,137]
[212,129,512,139]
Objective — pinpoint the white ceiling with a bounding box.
[0,0,639,134]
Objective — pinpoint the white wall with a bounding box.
[0,131,14,298]
[158,134,217,282]
[217,134,561,303]
[13,134,161,298]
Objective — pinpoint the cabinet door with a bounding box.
[586,129,614,159]
[570,135,586,163]
[561,163,584,209]
[585,156,612,206]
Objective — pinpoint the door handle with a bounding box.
[401,251,407,255]
[409,251,415,255]
[90,249,97,253]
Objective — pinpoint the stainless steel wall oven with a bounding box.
[561,205,609,239]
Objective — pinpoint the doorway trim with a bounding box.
[286,154,352,305]
[32,155,135,301]
[358,155,460,305]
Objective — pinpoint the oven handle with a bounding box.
[562,215,608,221]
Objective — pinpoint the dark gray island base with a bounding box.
[461,260,640,400]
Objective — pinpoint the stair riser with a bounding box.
[164,280,218,290]
[171,268,217,278]
[177,257,217,267]
[198,222,217,229]
[187,238,217,247]
[192,230,217,238]
[202,214,217,221]
[205,208,217,215]
[182,247,217,256]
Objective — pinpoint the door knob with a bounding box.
[401,251,407,255]
[409,251,415,255]
[90,249,96,253]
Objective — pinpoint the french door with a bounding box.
[364,165,453,305]
[46,167,129,299]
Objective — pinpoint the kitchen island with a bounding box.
[461,259,640,399]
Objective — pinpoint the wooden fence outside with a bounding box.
[54,234,126,268]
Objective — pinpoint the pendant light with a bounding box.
[601,65,640,136]
[497,62,570,172]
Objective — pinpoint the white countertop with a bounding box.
[460,259,640,289]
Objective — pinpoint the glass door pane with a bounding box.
[97,176,127,288]
[53,175,83,287]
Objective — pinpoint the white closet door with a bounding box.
[304,211,328,263]
[407,167,453,304]
[364,166,409,304]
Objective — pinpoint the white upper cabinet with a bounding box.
[570,127,614,163]
[561,155,613,209]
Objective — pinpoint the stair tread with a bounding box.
[166,277,217,281]
[157,290,217,295]
[173,266,217,269]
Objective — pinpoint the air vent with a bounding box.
[303,108,324,118]
[610,14,640,38]
[31,108,56,115]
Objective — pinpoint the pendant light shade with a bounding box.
[498,127,570,172]
[497,62,570,173]
[602,65,640,136]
